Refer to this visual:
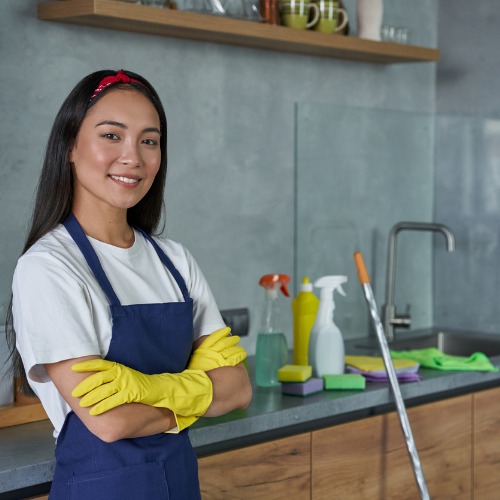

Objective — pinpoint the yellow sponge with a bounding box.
[278,364,312,383]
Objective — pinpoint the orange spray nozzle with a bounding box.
[259,274,291,297]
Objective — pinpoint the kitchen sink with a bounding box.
[354,330,500,358]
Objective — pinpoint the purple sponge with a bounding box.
[282,377,324,397]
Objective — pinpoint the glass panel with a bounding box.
[295,103,435,339]
[435,115,500,332]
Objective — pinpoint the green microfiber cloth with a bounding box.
[323,374,366,390]
[390,348,498,372]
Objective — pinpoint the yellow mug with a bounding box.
[313,0,348,34]
[279,0,320,30]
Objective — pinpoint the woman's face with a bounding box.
[70,89,161,215]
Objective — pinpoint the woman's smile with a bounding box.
[109,174,141,185]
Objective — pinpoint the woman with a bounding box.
[6,69,252,499]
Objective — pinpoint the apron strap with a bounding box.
[63,214,121,306]
[135,227,191,302]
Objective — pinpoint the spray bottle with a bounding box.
[255,274,290,387]
[292,277,319,366]
[308,275,348,377]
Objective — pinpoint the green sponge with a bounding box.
[323,374,366,390]
[278,364,312,382]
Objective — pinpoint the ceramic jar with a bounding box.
[357,0,383,40]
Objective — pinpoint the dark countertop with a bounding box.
[2,332,500,494]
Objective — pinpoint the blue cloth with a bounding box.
[50,214,200,499]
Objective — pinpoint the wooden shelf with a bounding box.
[38,0,440,63]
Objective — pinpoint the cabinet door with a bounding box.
[312,394,472,500]
[473,387,500,498]
[198,432,311,499]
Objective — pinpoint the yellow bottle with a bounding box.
[292,277,320,366]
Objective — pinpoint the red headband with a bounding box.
[90,70,143,100]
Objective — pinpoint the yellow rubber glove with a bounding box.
[71,329,246,432]
[71,360,212,423]
[174,327,247,431]
[188,327,247,372]
[175,327,247,430]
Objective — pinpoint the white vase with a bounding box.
[357,0,383,41]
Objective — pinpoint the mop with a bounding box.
[353,251,430,500]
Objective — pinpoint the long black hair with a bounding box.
[5,70,168,393]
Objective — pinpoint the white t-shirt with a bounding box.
[12,224,225,436]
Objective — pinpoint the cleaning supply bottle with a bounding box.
[255,274,290,387]
[308,275,348,377]
[292,277,319,366]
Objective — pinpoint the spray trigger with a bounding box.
[258,274,291,297]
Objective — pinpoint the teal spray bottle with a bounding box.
[255,274,291,387]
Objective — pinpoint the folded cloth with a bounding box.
[346,365,422,383]
[345,355,419,373]
[344,355,421,384]
[390,348,499,372]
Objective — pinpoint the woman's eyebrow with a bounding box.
[96,120,126,129]
[96,121,160,135]
[143,127,161,135]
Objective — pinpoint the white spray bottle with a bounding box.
[308,275,348,377]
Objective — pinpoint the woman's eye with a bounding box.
[102,133,119,140]
[142,138,159,146]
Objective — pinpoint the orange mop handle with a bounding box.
[354,251,370,285]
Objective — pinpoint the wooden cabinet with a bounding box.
[311,395,472,500]
[198,433,311,499]
[197,395,474,500]
[473,387,500,498]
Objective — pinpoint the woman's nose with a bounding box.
[120,140,141,166]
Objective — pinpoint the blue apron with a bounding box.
[49,214,201,500]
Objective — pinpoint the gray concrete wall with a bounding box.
[0,1,438,353]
